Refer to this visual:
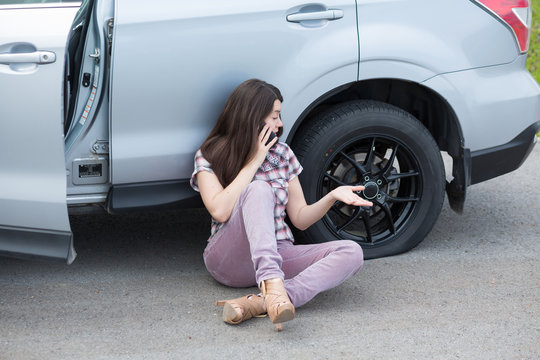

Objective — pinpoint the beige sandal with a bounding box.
[216,294,266,325]
[260,278,295,331]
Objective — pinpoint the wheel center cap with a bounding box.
[362,181,379,199]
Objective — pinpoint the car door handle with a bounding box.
[0,50,56,65]
[286,9,344,22]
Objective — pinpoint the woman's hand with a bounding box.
[249,124,278,167]
[329,185,373,207]
[287,178,373,231]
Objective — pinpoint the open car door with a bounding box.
[0,2,80,263]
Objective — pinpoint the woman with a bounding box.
[190,79,372,331]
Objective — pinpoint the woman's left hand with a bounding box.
[330,185,373,207]
[287,178,372,231]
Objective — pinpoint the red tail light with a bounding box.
[474,0,531,53]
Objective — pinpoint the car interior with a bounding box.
[64,0,94,135]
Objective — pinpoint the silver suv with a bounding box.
[1,0,538,263]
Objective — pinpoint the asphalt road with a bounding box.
[1,146,539,360]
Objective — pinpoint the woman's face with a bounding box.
[263,99,283,134]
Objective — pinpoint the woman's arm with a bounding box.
[197,125,277,223]
[286,177,373,231]
[197,162,258,223]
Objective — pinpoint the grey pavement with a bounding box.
[1,145,539,360]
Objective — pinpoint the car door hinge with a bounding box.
[91,140,109,155]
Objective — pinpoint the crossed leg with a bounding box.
[203,180,364,307]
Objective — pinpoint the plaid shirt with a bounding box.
[190,142,303,242]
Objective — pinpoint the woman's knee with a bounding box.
[246,180,272,193]
[241,180,273,202]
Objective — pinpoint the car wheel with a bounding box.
[291,100,445,259]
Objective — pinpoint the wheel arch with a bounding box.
[287,78,469,213]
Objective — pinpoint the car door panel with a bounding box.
[110,0,358,185]
[0,4,79,263]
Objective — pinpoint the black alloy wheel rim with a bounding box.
[319,135,423,247]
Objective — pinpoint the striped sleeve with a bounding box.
[286,145,303,181]
[190,149,214,192]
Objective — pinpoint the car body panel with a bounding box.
[0,3,79,262]
[422,55,540,152]
[109,0,358,184]
[356,0,518,80]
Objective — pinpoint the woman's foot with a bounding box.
[260,278,295,331]
[216,294,266,325]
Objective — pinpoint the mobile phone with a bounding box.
[260,125,277,146]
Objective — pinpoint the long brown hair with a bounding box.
[200,79,283,187]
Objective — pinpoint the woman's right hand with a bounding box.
[250,124,278,167]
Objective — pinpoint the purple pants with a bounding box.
[203,180,364,307]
